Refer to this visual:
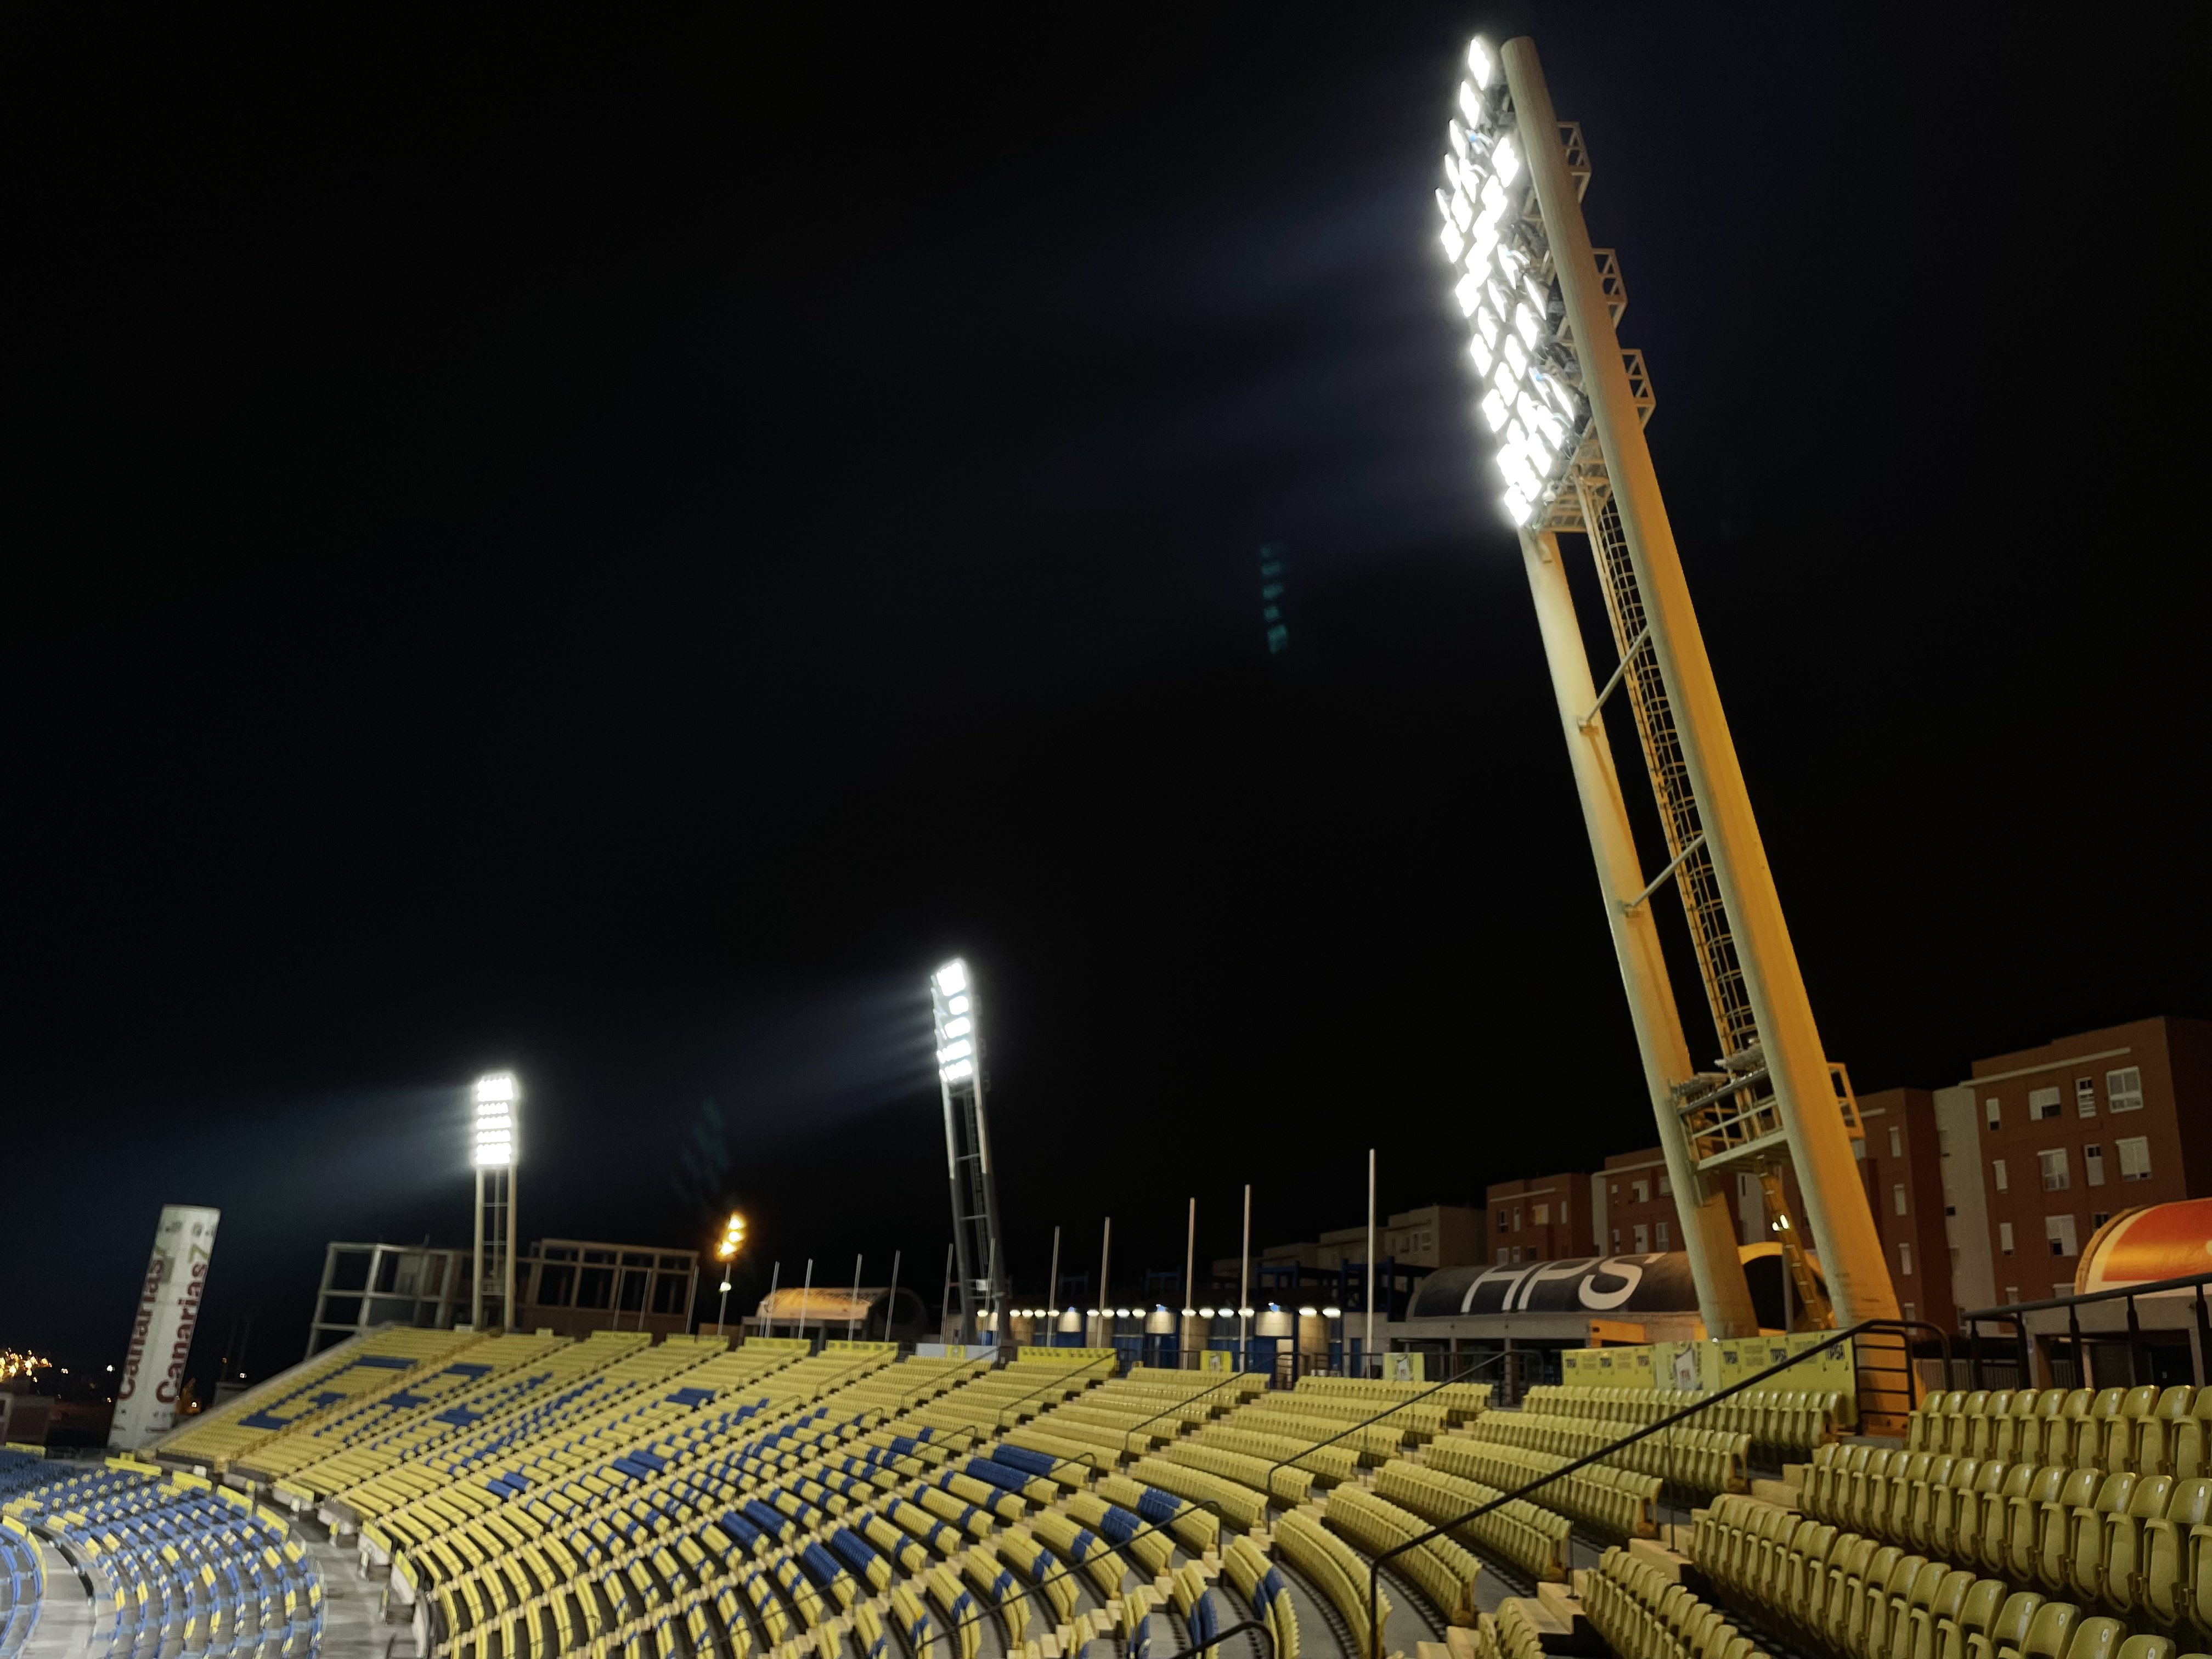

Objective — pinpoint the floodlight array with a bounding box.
[1437,35,1587,529]
[473,1071,518,1167]
[717,1211,746,1261]
[931,957,978,1086]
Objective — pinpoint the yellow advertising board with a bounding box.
[1560,1344,1656,1388]
[1382,1351,1427,1383]
[1198,1349,1237,1374]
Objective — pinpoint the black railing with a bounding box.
[1357,1318,1943,1659]
[1962,1268,2212,1390]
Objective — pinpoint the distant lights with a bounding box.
[1238,1306,1256,1318]
[1181,1307,1198,1318]
[1198,1306,1217,1319]
[717,1212,747,1262]
[472,1072,519,1168]
[1322,1306,1344,1319]
[1298,1305,1319,1317]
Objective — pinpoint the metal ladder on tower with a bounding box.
[1570,463,1864,1328]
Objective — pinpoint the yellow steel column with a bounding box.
[1519,527,1758,1337]
[1504,37,1897,1324]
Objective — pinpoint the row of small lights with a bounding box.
[1003,1305,1347,1319]
[1435,34,1585,529]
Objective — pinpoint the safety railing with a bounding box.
[1962,1267,2212,1390]
[1356,1318,1944,1659]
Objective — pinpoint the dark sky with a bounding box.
[5,7,2207,1389]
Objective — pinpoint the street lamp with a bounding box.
[713,1211,746,1336]
[471,1071,520,1331]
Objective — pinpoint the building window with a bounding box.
[1655,1220,1670,1249]
[1889,1125,1904,1158]
[2046,1215,2078,1257]
[1513,1207,1523,1231]
[2039,1149,2070,1192]
[1898,1242,1913,1277]
[1498,1210,1509,1234]
[2107,1067,2144,1113]
[2084,1145,2104,1187]
[1985,1098,2002,1130]
[1609,1183,1619,1200]
[1632,1180,1649,1204]
[2075,1076,2097,1117]
[1497,1246,1510,1265]
[2005,1286,2020,1304]
[1656,1175,1671,1197]
[1560,1199,1569,1227]
[1893,1182,1909,1216]
[1633,1223,1649,1252]
[1532,1203,1549,1226]
[2029,1085,2063,1120]
[2000,1222,2015,1255]
[2092,1211,2110,1229]
[1993,1158,2008,1192]
[2117,1137,2153,1182]
[1610,1228,1621,1249]
[1903,1301,1916,1322]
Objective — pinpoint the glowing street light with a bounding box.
[713,1211,747,1336]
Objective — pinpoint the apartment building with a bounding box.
[1936,1017,2212,1312]
[1487,1172,1586,1265]
[1855,1087,1955,1331]
[1592,1148,1678,1255]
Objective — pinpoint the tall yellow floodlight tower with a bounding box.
[1438,36,1897,1334]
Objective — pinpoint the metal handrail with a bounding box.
[1962,1266,2212,1319]
[1357,1318,1945,1659]
[1961,1268,2212,1390]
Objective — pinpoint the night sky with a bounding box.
[6,7,2207,1392]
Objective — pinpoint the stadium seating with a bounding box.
[1521,1384,1841,1457]
[0,1455,324,1659]
[1584,1542,1771,1659]
[1,1510,43,1659]
[1462,1408,1750,1496]
[1695,1488,2208,1659]
[163,1325,484,1472]
[21,1336,1686,1659]
[1423,1435,1661,1539]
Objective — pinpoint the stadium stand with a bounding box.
[2,1509,43,1659]
[114,1333,1579,1659]
[0,1448,325,1659]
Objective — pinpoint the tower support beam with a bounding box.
[1504,37,1897,1324]
[1519,526,1758,1338]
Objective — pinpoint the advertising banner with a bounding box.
[110,1205,220,1452]
[1412,1254,1700,1319]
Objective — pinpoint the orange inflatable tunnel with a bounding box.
[2075,1197,2212,1296]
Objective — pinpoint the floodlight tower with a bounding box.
[1434,36,1897,1333]
[471,1071,520,1330]
[931,958,1008,1346]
